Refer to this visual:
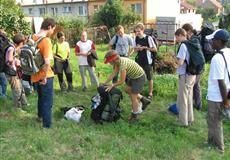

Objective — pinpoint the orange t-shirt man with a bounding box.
[31,35,54,83]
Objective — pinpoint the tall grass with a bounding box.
[0,44,229,160]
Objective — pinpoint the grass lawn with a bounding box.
[0,44,229,160]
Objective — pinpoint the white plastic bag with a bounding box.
[64,107,85,123]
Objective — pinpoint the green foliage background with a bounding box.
[0,45,229,160]
[0,0,31,37]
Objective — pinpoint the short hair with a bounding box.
[57,31,65,39]
[12,33,25,45]
[182,23,193,32]
[41,18,56,30]
[116,25,124,32]
[134,23,145,31]
[175,28,187,37]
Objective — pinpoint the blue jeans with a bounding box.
[0,72,7,97]
[34,78,54,128]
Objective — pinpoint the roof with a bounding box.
[181,1,196,10]
[209,0,222,8]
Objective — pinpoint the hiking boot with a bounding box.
[60,82,67,92]
[128,113,138,124]
[67,83,74,92]
[141,96,151,110]
[82,87,87,92]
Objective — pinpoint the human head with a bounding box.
[116,25,124,37]
[206,29,229,50]
[175,28,187,43]
[134,23,145,38]
[182,23,194,39]
[104,50,120,65]
[41,18,56,36]
[81,31,87,42]
[57,31,65,43]
[13,33,25,49]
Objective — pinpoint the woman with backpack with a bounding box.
[53,31,73,92]
[103,50,151,123]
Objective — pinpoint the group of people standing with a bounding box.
[175,24,230,153]
[0,17,229,154]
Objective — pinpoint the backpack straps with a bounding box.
[219,51,230,81]
[33,35,46,48]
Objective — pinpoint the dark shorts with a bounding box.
[140,64,153,81]
[127,74,146,93]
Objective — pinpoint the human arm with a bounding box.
[75,44,88,57]
[104,65,119,85]
[218,80,230,108]
[176,43,187,66]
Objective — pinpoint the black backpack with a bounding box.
[179,37,205,75]
[91,85,123,123]
[199,26,215,63]
[0,32,11,72]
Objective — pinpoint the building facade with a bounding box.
[18,0,88,18]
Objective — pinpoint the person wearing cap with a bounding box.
[103,50,151,123]
[206,29,230,153]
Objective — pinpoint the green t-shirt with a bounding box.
[119,57,145,79]
[53,41,70,60]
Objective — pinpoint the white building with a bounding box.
[17,0,88,18]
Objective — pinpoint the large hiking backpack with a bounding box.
[0,32,11,72]
[199,23,215,63]
[91,85,123,123]
[19,36,46,75]
[180,37,205,75]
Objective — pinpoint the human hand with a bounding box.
[223,99,230,108]
[105,84,114,92]
[39,78,47,85]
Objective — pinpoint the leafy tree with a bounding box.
[91,0,140,30]
[197,7,217,21]
[0,0,31,37]
[54,16,86,46]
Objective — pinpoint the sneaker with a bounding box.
[141,96,151,110]
[36,117,42,123]
[15,108,27,113]
[128,113,138,124]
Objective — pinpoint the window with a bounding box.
[94,5,99,12]
[79,6,84,16]
[28,8,33,14]
[51,7,58,16]
[39,8,46,15]
[63,6,71,13]
[131,3,142,14]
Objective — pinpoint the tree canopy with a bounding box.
[0,0,31,36]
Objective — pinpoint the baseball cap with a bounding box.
[104,50,119,64]
[206,29,229,41]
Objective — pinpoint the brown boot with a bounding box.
[128,113,138,124]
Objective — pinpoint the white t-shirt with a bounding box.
[207,48,230,102]
[75,40,95,66]
[176,43,190,75]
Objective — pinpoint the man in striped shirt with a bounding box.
[103,50,151,123]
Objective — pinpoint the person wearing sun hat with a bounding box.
[103,50,151,123]
[206,29,230,153]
